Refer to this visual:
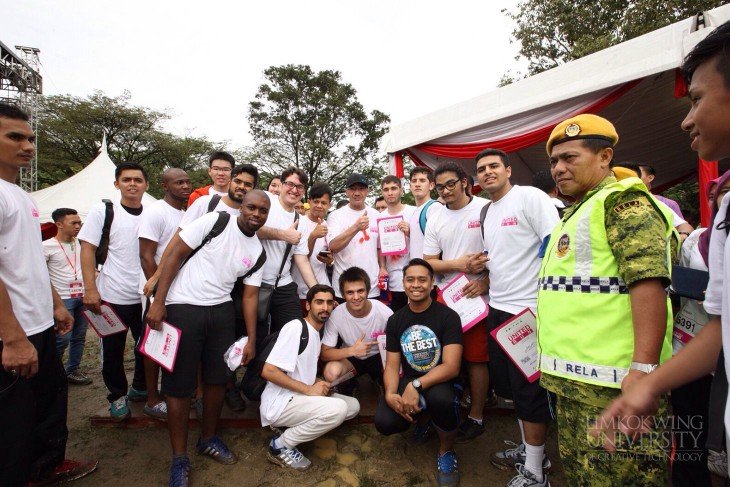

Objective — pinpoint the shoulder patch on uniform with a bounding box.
[613,199,647,214]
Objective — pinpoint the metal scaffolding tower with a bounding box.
[1,41,42,191]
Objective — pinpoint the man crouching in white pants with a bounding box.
[260,284,360,470]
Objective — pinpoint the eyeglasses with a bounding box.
[210,166,232,173]
[434,179,460,193]
[283,180,305,192]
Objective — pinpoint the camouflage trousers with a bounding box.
[554,392,670,487]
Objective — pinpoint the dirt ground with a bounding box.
[63,331,574,486]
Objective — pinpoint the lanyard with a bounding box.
[55,237,78,279]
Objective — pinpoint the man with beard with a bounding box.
[137,168,192,420]
[146,190,270,487]
[261,284,360,471]
[179,164,258,227]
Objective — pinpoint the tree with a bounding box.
[37,91,220,196]
[502,0,726,80]
[248,65,390,197]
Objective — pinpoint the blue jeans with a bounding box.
[55,298,88,373]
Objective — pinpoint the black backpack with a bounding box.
[94,199,114,267]
[240,318,310,401]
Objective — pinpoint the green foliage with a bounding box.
[662,178,700,226]
[37,90,221,197]
[503,0,727,79]
[248,64,390,197]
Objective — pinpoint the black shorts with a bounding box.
[487,307,552,423]
[350,354,383,381]
[161,302,235,398]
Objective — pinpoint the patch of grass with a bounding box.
[356,469,379,487]
[405,472,425,487]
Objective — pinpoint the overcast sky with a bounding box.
[1,0,523,149]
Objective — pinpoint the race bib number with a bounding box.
[672,304,707,354]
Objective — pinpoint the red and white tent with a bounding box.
[383,4,730,226]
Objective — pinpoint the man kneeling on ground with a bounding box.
[375,258,463,487]
[261,284,361,470]
[321,266,393,392]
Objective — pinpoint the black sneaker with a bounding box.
[225,389,246,412]
[455,417,485,443]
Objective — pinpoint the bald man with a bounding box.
[146,189,270,483]
[138,168,191,419]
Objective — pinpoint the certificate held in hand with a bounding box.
[139,322,181,373]
[377,216,407,256]
[439,273,489,332]
[489,308,540,383]
[82,304,128,337]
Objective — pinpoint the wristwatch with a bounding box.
[411,378,423,393]
[630,362,658,374]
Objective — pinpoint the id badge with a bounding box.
[69,281,84,298]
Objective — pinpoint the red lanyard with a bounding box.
[55,237,78,279]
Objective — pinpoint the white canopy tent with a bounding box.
[31,137,156,222]
[383,5,730,194]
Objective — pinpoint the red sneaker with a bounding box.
[30,459,98,485]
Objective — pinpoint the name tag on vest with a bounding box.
[540,354,627,385]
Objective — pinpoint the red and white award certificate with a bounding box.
[139,322,181,373]
[489,308,540,383]
[82,304,128,337]
[439,273,489,332]
[377,216,407,256]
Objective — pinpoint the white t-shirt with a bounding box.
[78,201,143,305]
[704,194,730,461]
[322,299,393,358]
[379,205,416,292]
[291,215,330,299]
[165,212,264,306]
[0,180,54,336]
[43,237,83,299]
[260,318,321,426]
[327,205,381,298]
[260,192,308,286]
[408,200,443,261]
[423,195,489,287]
[179,194,239,229]
[482,186,559,314]
[137,199,185,293]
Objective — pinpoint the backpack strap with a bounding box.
[418,199,437,234]
[297,318,309,355]
[95,199,115,266]
[181,212,230,267]
[207,194,222,213]
[479,202,492,237]
[274,211,299,288]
